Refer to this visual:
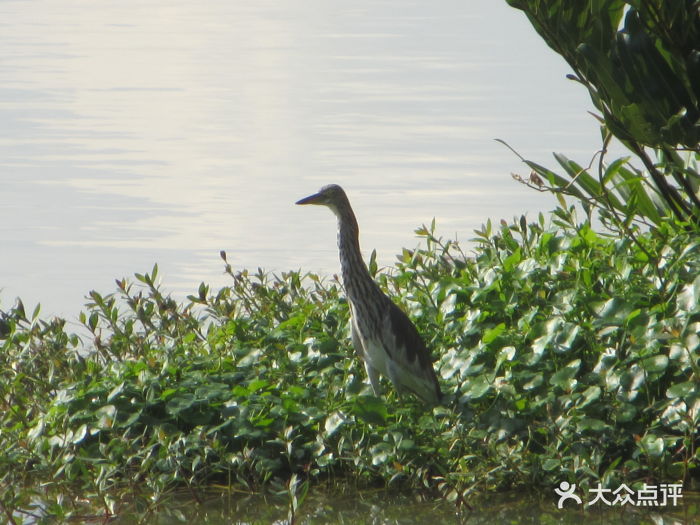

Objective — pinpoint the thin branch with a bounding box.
[629,142,693,222]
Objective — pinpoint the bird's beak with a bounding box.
[295,192,324,205]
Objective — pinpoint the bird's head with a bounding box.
[295,184,348,212]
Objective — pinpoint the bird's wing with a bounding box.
[383,300,442,404]
[350,319,364,359]
[351,316,383,395]
[385,300,432,369]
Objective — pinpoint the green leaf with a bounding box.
[483,323,506,344]
[602,156,631,184]
[351,396,388,426]
[678,275,700,313]
[247,379,269,393]
[71,424,88,444]
[542,458,561,471]
[96,405,117,429]
[555,153,605,201]
[594,298,636,325]
[369,442,393,466]
[640,434,665,457]
[503,249,522,272]
[461,374,492,401]
[549,359,580,390]
[579,385,601,407]
[619,365,645,401]
[640,354,668,373]
[577,417,608,432]
[28,421,45,441]
[522,373,543,391]
[324,412,348,436]
[107,382,125,402]
[514,398,528,411]
[614,402,637,422]
[166,393,195,416]
[368,249,378,277]
[666,381,696,399]
[253,417,274,428]
[31,303,41,321]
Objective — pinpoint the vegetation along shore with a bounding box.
[2,1,699,522]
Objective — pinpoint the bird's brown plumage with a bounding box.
[296,184,442,405]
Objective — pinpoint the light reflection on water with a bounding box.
[1,0,615,318]
[108,488,698,525]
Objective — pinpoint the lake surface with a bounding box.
[1,0,621,319]
[109,487,699,525]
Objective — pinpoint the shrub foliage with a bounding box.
[506,0,700,224]
[1,213,698,520]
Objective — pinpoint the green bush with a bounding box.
[1,213,698,520]
[505,0,700,224]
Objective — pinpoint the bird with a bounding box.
[296,184,442,405]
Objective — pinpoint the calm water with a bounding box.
[109,488,699,525]
[2,0,614,318]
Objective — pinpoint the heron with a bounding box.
[296,184,442,405]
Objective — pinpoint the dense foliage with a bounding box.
[1,210,698,521]
[505,0,700,224]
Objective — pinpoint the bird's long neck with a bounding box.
[334,201,376,302]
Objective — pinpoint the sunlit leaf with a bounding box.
[640,354,668,373]
[351,396,388,426]
[549,359,580,390]
[666,381,696,399]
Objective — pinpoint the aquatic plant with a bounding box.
[1,208,698,522]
